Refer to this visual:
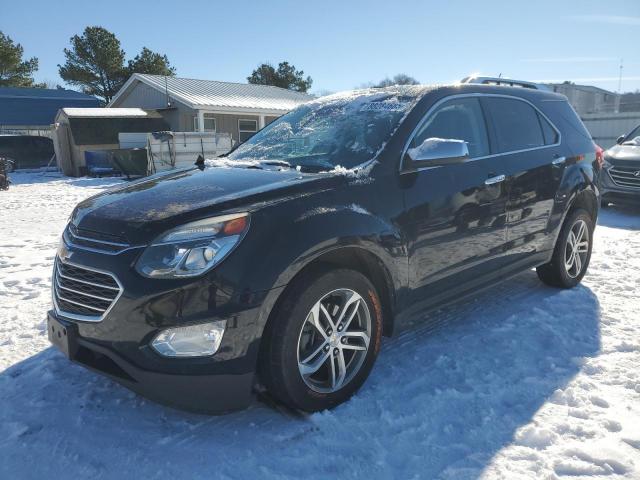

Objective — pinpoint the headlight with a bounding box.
[135,213,249,278]
[151,320,227,357]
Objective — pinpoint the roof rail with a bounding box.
[460,76,549,91]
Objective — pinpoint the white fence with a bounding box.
[0,127,52,138]
[118,131,234,174]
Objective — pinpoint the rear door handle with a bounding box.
[485,174,506,185]
[552,156,566,165]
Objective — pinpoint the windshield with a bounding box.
[226,87,424,170]
[624,125,640,144]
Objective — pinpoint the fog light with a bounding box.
[151,320,226,357]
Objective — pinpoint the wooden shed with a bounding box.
[52,108,168,176]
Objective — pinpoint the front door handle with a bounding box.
[485,174,506,185]
[552,156,566,165]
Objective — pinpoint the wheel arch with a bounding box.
[567,187,598,222]
[265,245,397,339]
[254,244,397,388]
[547,170,599,252]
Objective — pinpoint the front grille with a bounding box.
[64,224,130,254]
[53,259,122,322]
[608,166,640,189]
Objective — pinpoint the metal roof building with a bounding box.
[109,74,313,143]
[0,87,100,135]
[110,74,312,113]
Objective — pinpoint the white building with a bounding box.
[108,74,313,144]
[548,83,619,115]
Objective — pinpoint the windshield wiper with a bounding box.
[295,164,332,173]
[258,160,292,168]
[254,159,334,173]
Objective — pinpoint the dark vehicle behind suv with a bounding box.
[48,84,600,413]
[0,134,54,169]
[601,125,640,206]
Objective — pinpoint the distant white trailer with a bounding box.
[118,131,234,174]
[118,132,148,149]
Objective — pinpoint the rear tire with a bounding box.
[536,208,594,288]
[260,267,383,412]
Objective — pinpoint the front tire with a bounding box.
[260,267,383,412]
[537,208,594,288]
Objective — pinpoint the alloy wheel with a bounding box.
[296,289,372,393]
[564,219,589,278]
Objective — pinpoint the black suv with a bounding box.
[601,124,640,206]
[48,84,600,413]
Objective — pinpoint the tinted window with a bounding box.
[411,97,489,158]
[483,97,545,153]
[538,112,558,145]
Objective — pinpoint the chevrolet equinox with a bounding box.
[48,84,600,413]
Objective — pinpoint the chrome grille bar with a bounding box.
[69,231,130,247]
[609,167,640,189]
[52,258,123,323]
[55,262,120,291]
[55,283,116,303]
[54,285,106,312]
[63,225,136,255]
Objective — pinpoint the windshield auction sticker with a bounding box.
[360,102,408,112]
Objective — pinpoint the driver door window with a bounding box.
[412,97,490,158]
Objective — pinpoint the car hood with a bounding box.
[70,166,344,244]
[605,143,640,163]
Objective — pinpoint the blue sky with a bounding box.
[3,0,639,93]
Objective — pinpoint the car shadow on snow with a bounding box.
[0,270,601,479]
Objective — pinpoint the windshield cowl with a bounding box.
[205,157,340,174]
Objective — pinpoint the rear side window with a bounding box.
[483,97,545,153]
[411,97,490,158]
[538,112,559,145]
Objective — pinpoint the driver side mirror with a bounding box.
[404,138,470,170]
[616,135,625,145]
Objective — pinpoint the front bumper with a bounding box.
[48,311,256,413]
[49,240,286,414]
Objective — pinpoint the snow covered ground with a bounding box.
[1,172,639,479]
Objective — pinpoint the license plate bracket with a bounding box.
[47,314,78,359]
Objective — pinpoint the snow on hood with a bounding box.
[204,157,263,169]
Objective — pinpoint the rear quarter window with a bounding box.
[483,97,545,153]
[538,112,559,145]
[538,100,594,155]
